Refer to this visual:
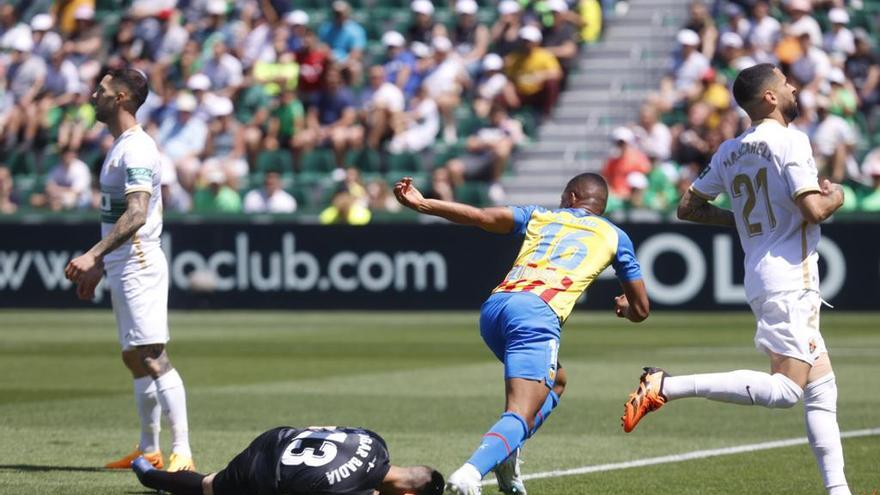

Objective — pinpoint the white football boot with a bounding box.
[446,464,483,495]
[493,448,527,494]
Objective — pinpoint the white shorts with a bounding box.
[749,289,826,365]
[106,249,169,350]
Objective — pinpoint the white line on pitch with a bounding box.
[482,427,880,485]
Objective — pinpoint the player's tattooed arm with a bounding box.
[676,188,736,227]
[89,191,150,258]
[65,191,150,282]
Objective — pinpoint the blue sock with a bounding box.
[466,412,529,477]
[530,390,560,437]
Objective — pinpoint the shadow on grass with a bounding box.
[0,464,106,473]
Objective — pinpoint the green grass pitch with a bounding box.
[1,310,878,494]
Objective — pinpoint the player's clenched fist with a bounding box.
[394,177,425,210]
[65,252,101,283]
[76,265,103,301]
[614,294,630,318]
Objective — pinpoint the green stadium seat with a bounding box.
[345,148,382,172]
[299,149,336,174]
[6,149,37,177]
[254,149,294,174]
[387,151,420,173]
[454,181,489,206]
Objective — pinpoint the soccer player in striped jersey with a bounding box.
[621,64,850,494]
[64,69,194,472]
[394,173,649,495]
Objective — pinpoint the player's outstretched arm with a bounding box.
[615,279,650,323]
[796,179,844,224]
[65,191,149,282]
[676,189,735,227]
[393,177,515,234]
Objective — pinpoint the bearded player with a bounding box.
[64,69,194,471]
[132,425,444,495]
[394,173,650,494]
[622,64,850,494]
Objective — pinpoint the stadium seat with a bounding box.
[387,151,420,173]
[299,149,336,174]
[454,181,490,206]
[7,149,37,177]
[345,148,382,172]
[255,149,294,174]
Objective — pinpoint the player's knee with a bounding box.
[770,373,803,408]
[136,344,172,378]
[804,373,837,414]
[553,369,567,398]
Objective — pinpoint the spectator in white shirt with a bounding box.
[474,53,513,118]
[812,96,858,183]
[786,0,821,47]
[633,103,671,161]
[791,27,831,86]
[747,1,780,55]
[823,8,855,57]
[388,84,439,154]
[362,65,405,150]
[30,14,62,62]
[423,36,469,143]
[243,171,297,214]
[201,40,243,97]
[657,29,708,109]
[38,147,92,210]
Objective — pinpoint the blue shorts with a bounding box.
[480,292,561,388]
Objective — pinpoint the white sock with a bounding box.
[155,369,191,457]
[663,370,802,408]
[804,373,850,495]
[133,376,161,453]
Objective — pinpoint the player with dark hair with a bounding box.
[394,173,649,494]
[64,69,195,471]
[132,426,445,495]
[622,64,851,494]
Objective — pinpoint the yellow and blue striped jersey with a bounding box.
[493,206,642,322]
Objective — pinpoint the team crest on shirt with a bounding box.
[808,339,817,354]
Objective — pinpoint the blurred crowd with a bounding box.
[0,0,603,221]
[601,0,880,215]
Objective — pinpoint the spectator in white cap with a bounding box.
[721,3,750,42]
[602,126,650,200]
[186,73,212,120]
[1,31,46,149]
[655,29,709,109]
[452,0,489,73]
[786,0,821,47]
[243,170,297,214]
[381,31,417,97]
[424,36,470,142]
[407,0,447,45]
[827,68,857,120]
[202,95,249,186]
[823,8,855,56]
[717,32,756,77]
[69,5,102,67]
[682,0,718,60]
[504,25,562,116]
[491,0,523,57]
[747,1,781,55]
[30,13,62,61]
[542,0,580,85]
[845,30,880,111]
[318,1,367,82]
[157,92,209,186]
[474,53,513,117]
[283,10,310,53]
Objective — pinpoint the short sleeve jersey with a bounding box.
[690,119,821,301]
[494,207,642,322]
[99,125,163,265]
[272,427,391,495]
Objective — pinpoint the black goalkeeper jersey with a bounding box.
[213,426,392,495]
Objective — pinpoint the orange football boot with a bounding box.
[105,449,164,469]
[621,367,668,433]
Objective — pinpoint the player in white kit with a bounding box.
[621,64,850,494]
[64,69,195,472]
